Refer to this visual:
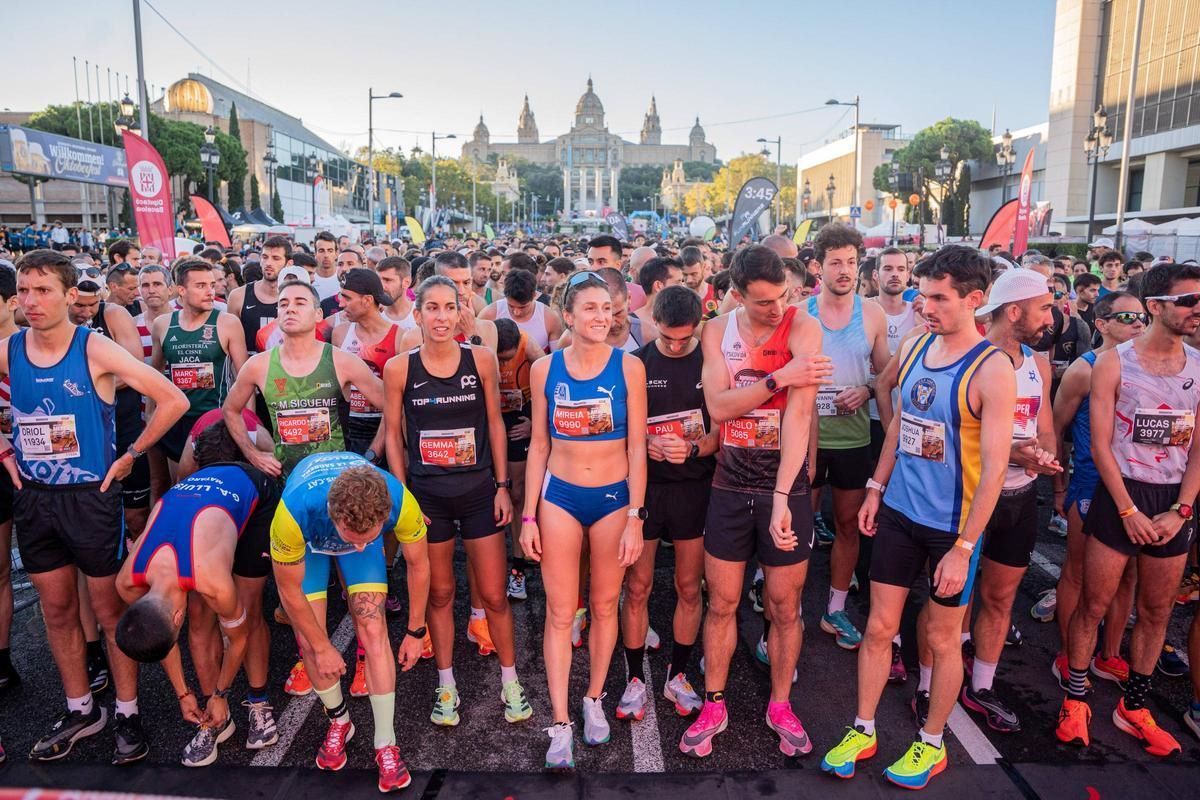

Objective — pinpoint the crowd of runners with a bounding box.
[0,225,1197,792]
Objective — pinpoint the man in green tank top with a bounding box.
[221,281,386,479]
[151,258,248,473]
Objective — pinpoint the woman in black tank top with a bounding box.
[382,276,528,725]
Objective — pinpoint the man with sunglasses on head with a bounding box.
[106,240,143,316]
[1057,264,1200,756]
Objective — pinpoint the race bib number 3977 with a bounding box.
[1132,408,1195,447]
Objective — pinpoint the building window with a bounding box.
[1126,167,1144,212]
[1186,159,1200,207]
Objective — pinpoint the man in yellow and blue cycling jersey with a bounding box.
[270,451,429,793]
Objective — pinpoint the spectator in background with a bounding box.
[1073,272,1101,329]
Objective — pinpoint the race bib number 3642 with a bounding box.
[419,428,477,467]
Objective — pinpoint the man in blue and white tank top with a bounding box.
[961,268,1061,734]
[1060,263,1200,756]
[806,225,892,653]
[822,246,1014,790]
[2,250,188,765]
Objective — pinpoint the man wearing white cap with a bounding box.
[959,268,1061,734]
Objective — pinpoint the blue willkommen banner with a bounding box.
[0,125,128,187]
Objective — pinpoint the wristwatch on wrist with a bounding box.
[494,478,512,489]
[865,478,886,494]
[212,687,231,699]
[1170,503,1195,521]
[764,373,781,394]
[689,442,700,459]
[628,506,649,521]
[405,625,427,639]
[364,448,378,464]
[126,444,145,460]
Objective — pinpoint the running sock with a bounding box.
[753,566,764,583]
[67,693,94,715]
[369,692,397,748]
[918,663,932,693]
[115,697,139,717]
[470,607,486,621]
[761,619,772,643]
[500,663,518,685]
[960,632,972,644]
[86,639,103,660]
[625,646,646,683]
[705,691,724,704]
[854,716,875,735]
[316,683,349,723]
[669,642,694,677]
[247,685,269,705]
[1067,666,1090,701]
[971,659,998,693]
[893,635,902,646]
[437,667,456,688]
[827,588,848,615]
[1123,670,1153,711]
[918,728,944,748]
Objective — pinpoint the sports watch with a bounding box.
[764,373,781,394]
[1170,503,1195,521]
[628,506,649,521]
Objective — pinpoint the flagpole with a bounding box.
[132,0,151,139]
[74,57,90,231]
[84,60,95,143]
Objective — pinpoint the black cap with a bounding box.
[798,247,815,264]
[340,268,393,306]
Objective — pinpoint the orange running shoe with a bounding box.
[467,617,496,656]
[421,631,434,660]
[284,660,313,696]
[1055,697,1091,746]
[1112,699,1182,757]
[349,656,368,698]
[273,605,291,626]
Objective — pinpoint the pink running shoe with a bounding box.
[766,701,812,756]
[679,700,728,758]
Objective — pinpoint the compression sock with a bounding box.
[315,683,349,723]
[370,692,397,748]
[625,646,646,683]
[1123,670,1153,711]
[669,641,694,677]
[1067,666,1090,701]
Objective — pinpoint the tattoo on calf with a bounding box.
[350,591,386,620]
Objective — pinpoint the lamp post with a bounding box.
[431,132,456,232]
[115,93,135,136]
[995,128,1016,204]
[1083,105,1113,245]
[306,153,318,226]
[757,135,782,229]
[262,146,278,216]
[801,178,811,221]
[367,89,402,236]
[825,174,836,226]
[826,96,861,210]
[934,145,955,239]
[200,125,221,203]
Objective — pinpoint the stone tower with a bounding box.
[640,96,662,145]
[517,95,539,144]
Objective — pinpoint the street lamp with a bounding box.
[995,128,1016,204]
[802,178,812,220]
[200,125,221,204]
[367,89,403,235]
[114,93,136,137]
[935,145,956,238]
[262,146,278,217]
[431,132,456,232]
[1083,105,1113,244]
[757,135,782,229]
[825,174,836,226]
[826,96,861,212]
[306,152,318,225]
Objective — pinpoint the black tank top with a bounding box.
[635,341,715,484]
[240,281,277,354]
[90,301,142,442]
[403,344,492,492]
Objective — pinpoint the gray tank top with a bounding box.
[1111,340,1200,484]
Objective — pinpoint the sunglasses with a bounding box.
[75,265,102,279]
[1102,311,1149,325]
[1053,290,1065,299]
[108,264,137,276]
[567,270,603,288]
[1146,292,1200,308]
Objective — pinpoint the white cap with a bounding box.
[977,267,1050,316]
[1088,237,1114,249]
[278,266,311,285]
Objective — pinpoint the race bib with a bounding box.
[17,414,81,461]
[501,389,526,414]
[553,397,614,437]
[170,362,215,390]
[348,386,380,417]
[0,407,11,436]
[647,408,706,441]
[899,412,946,463]
[722,409,780,449]
[419,428,477,467]
[1012,396,1040,439]
[1132,408,1195,447]
[276,407,332,445]
[816,386,854,417]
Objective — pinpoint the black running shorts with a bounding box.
[15,481,124,576]
[980,482,1039,569]
[644,479,710,542]
[869,503,980,608]
[703,487,812,567]
[409,471,501,545]
[1084,478,1196,559]
[811,445,874,491]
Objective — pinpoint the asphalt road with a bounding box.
[1,481,1197,798]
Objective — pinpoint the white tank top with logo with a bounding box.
[870,300,919,421]
[1005,345,1044,490]
[1111,341,1200,485]
[496,298,549,350]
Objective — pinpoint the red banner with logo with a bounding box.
[121,130,177,262]
[1011,149,1036,256]
[190,194,231,248]
[979,198,1019,253]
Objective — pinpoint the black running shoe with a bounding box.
[112,712,149,765]
[87,652,110,694]
[961,686,1021,733]
[1005,623,1023,647]
[29,705,107,761]
[911,690,930,729]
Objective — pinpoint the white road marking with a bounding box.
[946,703,1002,764]
[251,613,356,767]
[1030,549,1061,579]
[628,651,665,772]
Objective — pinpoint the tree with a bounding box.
[680,153,796,226]
[271,187,284,221]
[225,102,244,210]
[249,174,261,211]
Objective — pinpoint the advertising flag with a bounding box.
[979,199,1019,253]
[121,130,176,261]
[1012,149,1036,256]
[190,194,231,248]
[729,177,778,246]
[604,212,630,240]
[484,224,496,241]
[792,218,814,244]
[405,216,426,246]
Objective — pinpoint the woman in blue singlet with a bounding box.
[520,271,647,769]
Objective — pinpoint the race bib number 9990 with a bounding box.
[553,397,614,437]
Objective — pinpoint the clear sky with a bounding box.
[2,0,1056,164]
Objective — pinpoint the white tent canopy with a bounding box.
[1102,219,1155,235]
